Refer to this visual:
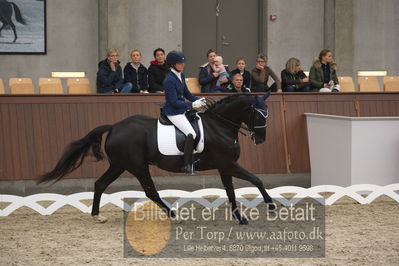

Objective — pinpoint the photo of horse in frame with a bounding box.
[0,0,46,54]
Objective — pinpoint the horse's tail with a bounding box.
[37,125,113,184]
[10,2,27,25]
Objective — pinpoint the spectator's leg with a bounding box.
[119,82,133,93]
[303,86,312,92]
[269,83,277,92]
[298,84,312,92]
[283,85,296,92]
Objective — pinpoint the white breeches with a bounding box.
[167,114,197,139]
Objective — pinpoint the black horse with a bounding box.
[38,93,274,224]
[0,0,26,42]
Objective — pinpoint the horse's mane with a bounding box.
[204,94,252,113]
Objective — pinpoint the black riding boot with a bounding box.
[183,134,195,174]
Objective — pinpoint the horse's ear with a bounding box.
[262,91,271,101]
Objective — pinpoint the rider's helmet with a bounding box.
[166,51,185,65]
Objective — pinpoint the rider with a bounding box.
[162,51,206,174]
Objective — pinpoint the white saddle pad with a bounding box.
[157,114,204,156]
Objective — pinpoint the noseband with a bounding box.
[248,107,268,130]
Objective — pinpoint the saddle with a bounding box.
[158,109,201,153]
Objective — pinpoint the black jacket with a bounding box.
[123,63,148,92]
[96,59,123,93]
[281,69,308,90]
[230,68,251,88]
[148,61,170,93]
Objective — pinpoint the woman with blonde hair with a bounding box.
[309,49,340,92]
[281,57,311,92]
[123,49,149,93]
[96,48,133,93]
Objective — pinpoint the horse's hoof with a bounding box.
[92,215,108,223]
[169,210,176,218]
[267,202,277,211]
[239,218,249,225]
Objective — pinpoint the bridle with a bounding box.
[208,105,268,136]
[248,106,268,129]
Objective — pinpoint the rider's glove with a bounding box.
[192,99,204,109]
[199,97,207,106]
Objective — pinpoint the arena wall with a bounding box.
[1,92,398,181]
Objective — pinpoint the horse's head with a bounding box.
[204,93,270,145]
[244,92,270,145]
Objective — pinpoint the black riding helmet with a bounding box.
[166,51,185,66]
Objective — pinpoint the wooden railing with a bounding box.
[1,92,398,180]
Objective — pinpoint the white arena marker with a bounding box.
[1,184,398,216]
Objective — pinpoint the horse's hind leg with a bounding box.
[9,21,17,42]
[0,23,5,37]
[219,172,248,225]
[128,166,175,218]
[91,164,124,222]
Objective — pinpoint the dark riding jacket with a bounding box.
[123,63,148,92]
[148,61,170,93]
[162,71,198,116]
[281,69,309,91]
[96,59,123,93]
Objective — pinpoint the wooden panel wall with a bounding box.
[1,93,398,180]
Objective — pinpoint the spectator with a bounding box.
[309,49,340,92]
[148,48,170,93]
[123,49,149,93]
[96,48,133,93]
[251,53,282,93]
[230,58,251,88]
[213,56,230,88]
[226,73,251,93]
[199,49,230,93]
[281,57,311,92]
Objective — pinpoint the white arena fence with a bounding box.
[1,184,399,216]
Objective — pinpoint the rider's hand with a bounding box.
[199,97,206,106]
[192,99,206,109]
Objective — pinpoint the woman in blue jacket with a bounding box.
[163,51,206,174]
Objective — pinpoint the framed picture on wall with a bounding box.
[0,0,46,54]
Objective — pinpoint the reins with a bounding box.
[206,106,268,137]
[207,111,250,136]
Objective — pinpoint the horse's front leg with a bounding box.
[218,171,248,225]
[223,162,275,210]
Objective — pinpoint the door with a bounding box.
[183,0,260,78]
